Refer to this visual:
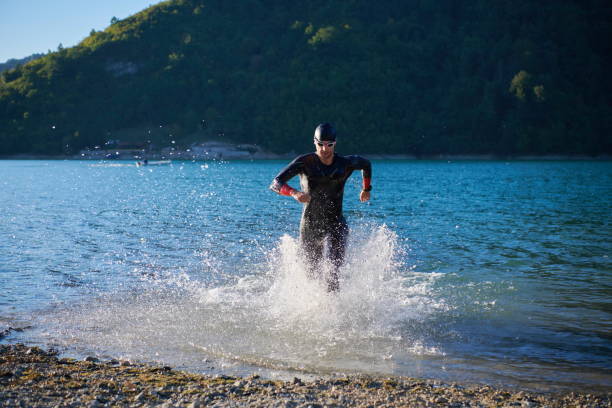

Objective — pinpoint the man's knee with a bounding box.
[329,224,348,262]
[303,241,323,261]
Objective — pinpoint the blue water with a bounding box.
[1,159,610,391]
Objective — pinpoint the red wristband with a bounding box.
[362,177,371,191]
[279,184,297,196]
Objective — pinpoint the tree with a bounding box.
[509,70,531,101]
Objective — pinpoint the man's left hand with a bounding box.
[360,190,370,202]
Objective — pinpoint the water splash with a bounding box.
[24,224,447,377]
[262,225,443,338]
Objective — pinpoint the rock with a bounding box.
[292,377,304,386]
[119,360,131,366]
[84,356,99,362]
[58,357,76,364]
[213,374,235,380]
[95,395,108,403]
[25,347,40,355]
[187,398,203,408]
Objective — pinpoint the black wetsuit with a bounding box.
[270,153,372,290]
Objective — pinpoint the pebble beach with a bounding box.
[1,344,609,408]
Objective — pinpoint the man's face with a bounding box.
[314,138,336,161]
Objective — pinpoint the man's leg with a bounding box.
[327,219,348,292]
[300,221,324,280]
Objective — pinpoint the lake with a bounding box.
[0,159,610,391]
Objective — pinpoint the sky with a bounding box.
[0,0,165,62]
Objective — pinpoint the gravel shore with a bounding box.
[1,344,609,407]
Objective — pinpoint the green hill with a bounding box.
[0,53,45,73]
[1,0,610,156]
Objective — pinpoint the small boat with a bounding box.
[136,160,172,167]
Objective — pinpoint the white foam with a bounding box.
[29,223,448,376]
[261,225,444,339]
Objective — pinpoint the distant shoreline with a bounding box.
[1,153,611,161]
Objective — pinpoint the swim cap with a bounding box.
[314,123,336,141]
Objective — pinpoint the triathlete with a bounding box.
[270,123,372,291]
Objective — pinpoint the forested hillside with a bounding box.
[1,0,610,156]
[0,54,45,73]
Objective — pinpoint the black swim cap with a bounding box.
[314,123,336,141]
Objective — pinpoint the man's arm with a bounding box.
[348,156,372,202]
[269,155,311,203]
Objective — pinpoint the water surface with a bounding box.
[1,159,610,391]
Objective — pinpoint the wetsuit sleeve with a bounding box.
[347,155,372,190]
[269,155,306,195]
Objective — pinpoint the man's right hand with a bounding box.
[291,191,311,203]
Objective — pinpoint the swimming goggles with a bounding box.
[314,139,336,147]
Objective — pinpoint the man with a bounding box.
[269,123,372,292]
